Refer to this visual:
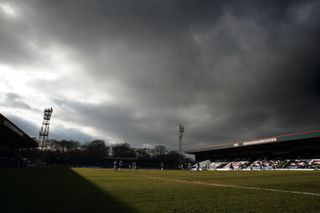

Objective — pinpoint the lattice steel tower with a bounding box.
[178,123,185,154]
[38,107,53,149]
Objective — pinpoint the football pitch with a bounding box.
[1,167,320,213]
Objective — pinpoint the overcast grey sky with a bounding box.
[0,0,320,150]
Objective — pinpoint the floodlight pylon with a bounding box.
[178,123,184,154]
[38,107,53,149]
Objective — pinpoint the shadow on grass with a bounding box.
[0,167,137,213]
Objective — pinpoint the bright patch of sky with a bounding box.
[0,2,17,17]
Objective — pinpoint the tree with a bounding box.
[112,143,136,158]
[47,139,60,151]
[151,145,167,156]
[47,140,80,152]
[87,140,109,157]
[136,148,151,160]
[164,151,185,163]
[59,140,80,152]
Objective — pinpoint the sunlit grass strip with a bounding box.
[136,173,320,196]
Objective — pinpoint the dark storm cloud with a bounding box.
[7,115,94,142]
[5,115,38,137]
[50,127,94,143]
[53,98,177,147]
[0,6,41,65]
[2,0,320,149]
[1,92,33,110]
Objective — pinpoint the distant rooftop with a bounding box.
[185,129,320,154]
[0,113,38,148]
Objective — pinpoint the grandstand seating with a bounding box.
[192,159,320,171]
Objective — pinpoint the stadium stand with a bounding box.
[0,113,38,166]
[187,130,320,170]
[193,159,320,171]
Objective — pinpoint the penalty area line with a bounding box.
[138,175,320,197]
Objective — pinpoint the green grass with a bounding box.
[1,167,320,213]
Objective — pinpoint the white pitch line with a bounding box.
[139,175,320,197]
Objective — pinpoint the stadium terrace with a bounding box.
[185,130,320,162]
[0,113,38,166]
[0,113,38,149]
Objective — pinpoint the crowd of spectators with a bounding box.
[193,159,320,171]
